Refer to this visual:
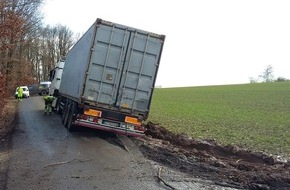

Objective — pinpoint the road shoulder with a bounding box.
[0,97,18,190]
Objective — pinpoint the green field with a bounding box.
[148,82,290,156]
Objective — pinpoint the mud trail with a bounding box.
[136,122,290,190]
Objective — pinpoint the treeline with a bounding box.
[0,0,75,99]
[249,65,289,84]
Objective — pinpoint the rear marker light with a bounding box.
[134,125,144,132]
[125,116,141,126]
[84,109,102,117]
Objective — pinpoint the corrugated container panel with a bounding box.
[59,24,95,99]
[60,19,165,116]
[117,30,163,113]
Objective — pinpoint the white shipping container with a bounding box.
[59,18,165,118]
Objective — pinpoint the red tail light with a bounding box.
[134,125,144,132]
[77,114,88,120]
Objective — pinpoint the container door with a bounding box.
[116,31,163,113]
[84,22,163,114]
[84,23,130,106]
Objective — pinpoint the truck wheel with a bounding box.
[67,102,77,131]
[41,91,47,96]
[62,101,70,127]
[56,99,62,114]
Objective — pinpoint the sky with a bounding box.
[42,0,290,88]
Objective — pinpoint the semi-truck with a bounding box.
[49,18,165,137]
[49,59,65,97]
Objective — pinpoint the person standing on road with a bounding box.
[44,95,55,115]
[17,87,23,102]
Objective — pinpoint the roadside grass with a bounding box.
[148,82,290,156]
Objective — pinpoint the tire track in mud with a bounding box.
[136,122,290,190]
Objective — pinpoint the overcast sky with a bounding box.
[42,0,290,87]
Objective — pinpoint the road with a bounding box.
[5,96,237,190]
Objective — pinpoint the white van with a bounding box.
[15,86,30,98]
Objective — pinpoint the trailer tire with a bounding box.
[62,100,70,127]
[55,98,62,114]
[67,102,77,131]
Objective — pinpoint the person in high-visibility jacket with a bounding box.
[43,95,55,114]
[17,87,23,102]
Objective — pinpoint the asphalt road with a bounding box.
[5,96,237,190]
[6,96,166,190]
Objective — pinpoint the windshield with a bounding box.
[39,84,49,88]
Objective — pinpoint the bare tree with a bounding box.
[0,0,43,94]
[259,65,274,83]
[249,77,257,83]
[39,25,75,81]
[39,26,57,81]
[56,24,74,60]
[0,0,76,96]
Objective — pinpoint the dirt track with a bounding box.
[140,122,290,190]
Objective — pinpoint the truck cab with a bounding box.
[49,60,65,96]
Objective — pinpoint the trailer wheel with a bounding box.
[62,100,70,127]
[61,102,66,124]
[55,98,62,114]
[67,102,77,131]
